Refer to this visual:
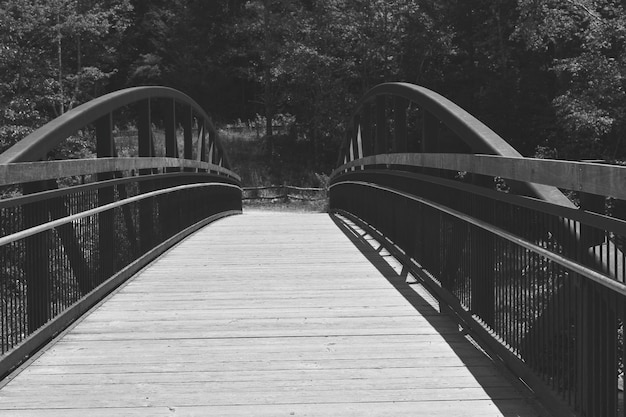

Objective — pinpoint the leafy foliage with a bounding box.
[2,0,626,167]
[0,0,132,153]
[515,0,626,158]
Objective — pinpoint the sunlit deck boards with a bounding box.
[0,211,543,416]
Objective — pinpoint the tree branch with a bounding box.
[564,0,602,22]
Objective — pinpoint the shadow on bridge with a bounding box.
[331,213,542,417]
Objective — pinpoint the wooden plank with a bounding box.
[22,357,504,375]
[0,212,544,416]
[17,365,504,383]
[0,400,541,417]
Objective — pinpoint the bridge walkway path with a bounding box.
[0,211,544,416]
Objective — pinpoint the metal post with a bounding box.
[95,113,115,280]
[23,181,51,332]
[200,121,207,166]
[164,98,178,164]
[577,192,616,415]
[375,95,387,154]
[394,96,408,153]
[208,129,215,166]
[361,103,373,157]
[138,99,154,254]
[183,104,193,172]
[580,192,605,248]
[470,174,495,327]
[138,99,152,160]
[421,110,439,153]
[353,114,362,161]
[161,99,178,237]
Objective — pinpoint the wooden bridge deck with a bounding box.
[0,212,544,416]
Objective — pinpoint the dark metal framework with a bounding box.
[0,87,242,377]
[331,82,626,417]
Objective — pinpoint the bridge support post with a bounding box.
[207,129,214,165]
[200,120,207,167]
[576,281,618,416]
[393,97,408,153]
[352,114,362,162]
[138,99,154,254]
[183,104,193,172]
[162,98,178,238]
[164,98,178,163]
[575,192,616,415]
[421,110,439,153]
[23,181,51,332]
[470,175,495,327]
[361,103,373,157]
[579,192,605,248]
[96,113,116,281]
[375,96,387,154]
[418,111,443,286]
[46,183,92,294]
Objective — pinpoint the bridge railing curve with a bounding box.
[0,87,242,377]
[330,82,626,417]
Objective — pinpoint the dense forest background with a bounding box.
[1,0,626,184]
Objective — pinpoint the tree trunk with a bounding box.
[263,0,274,155]
[57,12,64,116]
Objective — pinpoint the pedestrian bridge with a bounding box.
[1,83,625,416]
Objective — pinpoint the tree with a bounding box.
[0,0,133,152]
[514,0,626,159]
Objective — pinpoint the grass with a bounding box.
[219,126,331,212]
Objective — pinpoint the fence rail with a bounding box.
[331,82,626,417]
[0,87,242,378]
[243,185,326,202]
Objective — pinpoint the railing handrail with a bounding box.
[0,157,240,186]
[0,182,241,247]
[332,153,625,201]
[332,180,626,296]
[0,86,227,166]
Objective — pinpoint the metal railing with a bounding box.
[0,87,242,377]
[330,82,626,417]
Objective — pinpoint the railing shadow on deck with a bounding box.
[330,212,544,417]
[331,82,626,417]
